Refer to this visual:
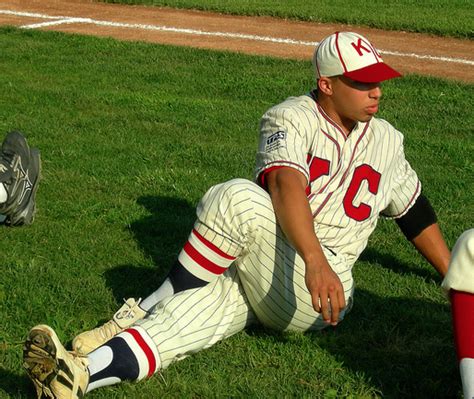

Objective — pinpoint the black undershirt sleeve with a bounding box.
[395,194,437,241]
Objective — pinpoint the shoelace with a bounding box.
[98,298,143,339]
[70,351,89,369]
[97,319,123,340]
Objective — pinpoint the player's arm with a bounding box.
[265,166,346,325]
[396,194,450,276]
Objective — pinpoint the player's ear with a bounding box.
[318,77,333,96]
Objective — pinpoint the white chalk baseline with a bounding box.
[1,9,472,66]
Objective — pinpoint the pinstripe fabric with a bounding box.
[130,94,422,376]
[257,95,421,264]
[134,179,354,374]
[136,266,256,371]
[195,179,354,331]
[442,229,474,293]
[137,179,352,363]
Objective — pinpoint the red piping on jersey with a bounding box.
[316,102,348,140]
[257,161,309,190]
[183,240,228,275]
[391,180,421,218]
[192,229,235,260]
[313,122,370,218]
[124,328,156,378]
[312,130,343,197]
[257,165,284,190]
[312,191,334,218]
[321,130,341,162]
[321,129,341,151]
[336,123,370,190]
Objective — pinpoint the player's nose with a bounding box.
[369,85,382,100]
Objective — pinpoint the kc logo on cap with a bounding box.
[313,31,401,83]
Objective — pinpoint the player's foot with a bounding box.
[72,298,147,356]
[0,131,41,226]
[23,324,89,399]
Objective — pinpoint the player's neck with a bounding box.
[316,97,356,135]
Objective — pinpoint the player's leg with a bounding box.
[442,229,474,398]
[24,268,255,395]
[139,219,239,311]
[199,180,354,331]
[72,297,148,355]
[86,267,254,391]
[0,131,41,226]
[237,243,354,332]
[146,178,355,329]
[140,178,257,310]
[72,180,248,355]
[74,178,354,354]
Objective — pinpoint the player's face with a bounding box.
[329,75,382,131]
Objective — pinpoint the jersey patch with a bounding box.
[265,131,286,152]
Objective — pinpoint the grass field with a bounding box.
[0,24,473,398]
[102,0,474,39]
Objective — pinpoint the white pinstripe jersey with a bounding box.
[256,93,421,265]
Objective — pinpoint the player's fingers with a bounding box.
[337,286,346,310]
[319,290,331,323]
[311,291,322,314]
[328,288,340,325]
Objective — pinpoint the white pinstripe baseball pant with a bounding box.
[442,229,474,293]
[136,178,355,370]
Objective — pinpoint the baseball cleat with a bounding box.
[0,131,41,226]
[72,298,147,356]
[23,324,89,399]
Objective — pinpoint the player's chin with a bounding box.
[358,113,375,122]
[364,105,379,120]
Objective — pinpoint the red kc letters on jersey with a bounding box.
[307,154,381,222]
[343,164,381,221]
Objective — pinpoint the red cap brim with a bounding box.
[344,62,402,83]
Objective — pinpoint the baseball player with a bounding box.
[442,229,474,398]
[23,32,451,398]
[0,131,40,226]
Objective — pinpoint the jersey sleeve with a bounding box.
[381,140,422,218]
[255,101,310,188]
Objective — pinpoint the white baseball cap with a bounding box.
[313,31,401,83]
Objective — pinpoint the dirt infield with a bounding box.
[1,0,473,83]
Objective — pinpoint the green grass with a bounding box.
[0,26,473,398]
[100,0,474,39]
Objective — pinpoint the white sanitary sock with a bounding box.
[460,358,474,399]
[140,278,174,311]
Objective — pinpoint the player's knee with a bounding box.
[199,178,256,213]
[214,178,256,198]
[450,229,474,272]
[454,229,474,259]
[442,229,474,293]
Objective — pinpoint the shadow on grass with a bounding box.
[100,195,458,398]
[4,287,458,398]
[104,195,196,300]
[246,287,458,398]
[360,246,441,283]
[0,367,34,397]
[0,195,197,398]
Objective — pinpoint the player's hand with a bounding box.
[305,262,346,326]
